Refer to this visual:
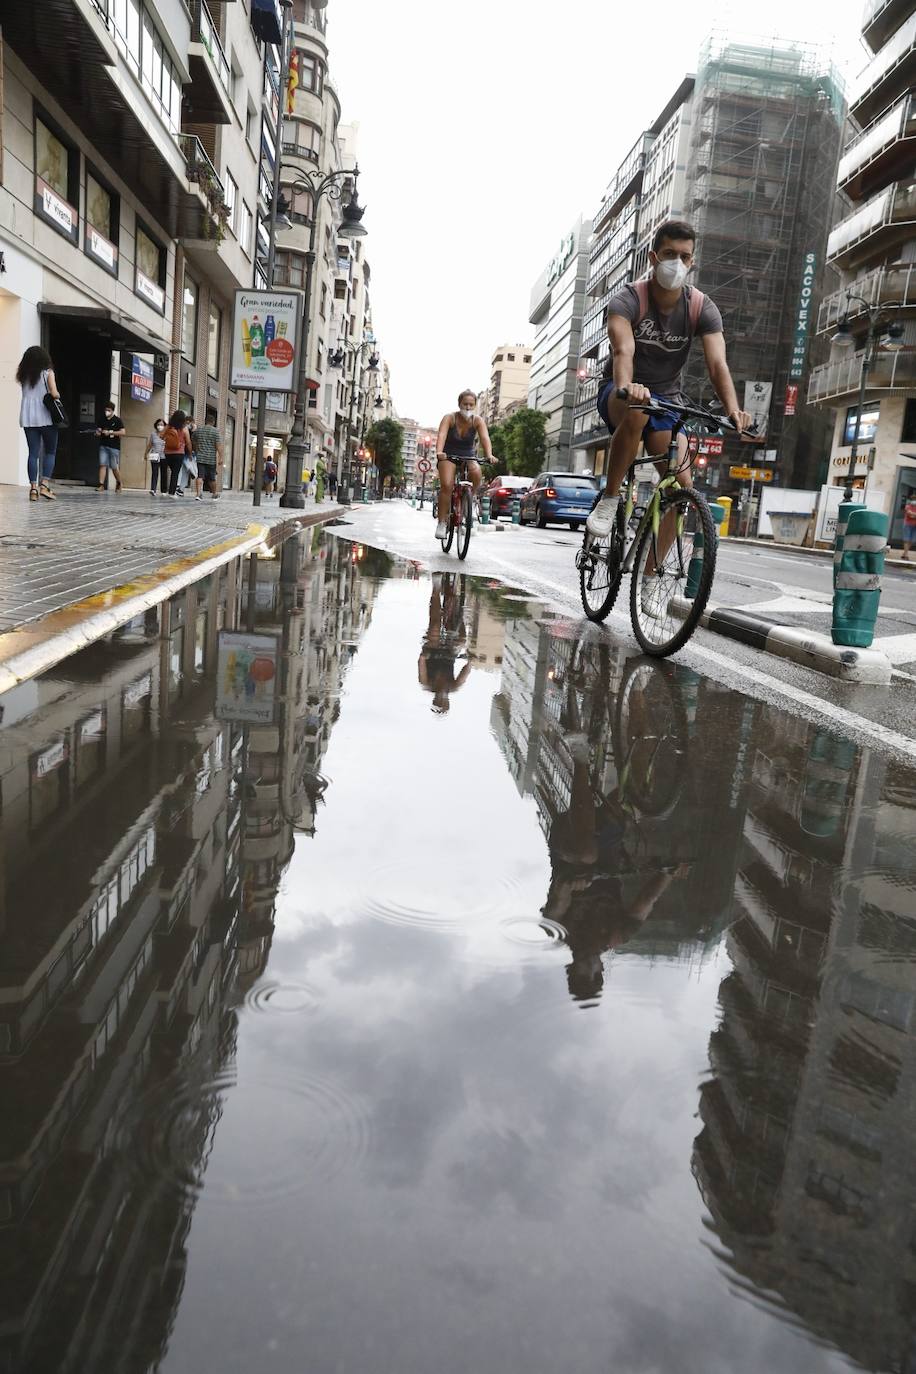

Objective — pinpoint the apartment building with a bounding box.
[485,342,532,426]
[808,0,916,545]
[0,0,287,489]
[527,217,591,472]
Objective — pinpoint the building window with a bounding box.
[524,354,531,363]
[508,353,516,361]
[297,51,324,95]
[207,303,221,378]
[286,186,314,225]
[902,399,916,443]
[135,222,166,312]
[320,282,328,317]
[495,353,504,362]
[240,201,253,255]
[182,276,198,362]
[84,169,119,273]
[34,114,79,243]
[138,7,181,133]
[844,404,879,446]
[224,171,238,236]
[246,102,257,145]
[275,249,306,288]
[282,118,321,162]
[334,279,347,300]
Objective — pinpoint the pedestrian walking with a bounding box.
[163,410,193,496]
[327,470,338,500]
[16,345,61,501]
[192,419,224,499]
[145,418,168,494]
[902,493,916,560]
[95,400,125,491]
[263,456,278,498]
[177,416,197,496]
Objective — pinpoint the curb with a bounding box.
[0,506,341,693]
[683,600,893,683]
[724,535,914,571]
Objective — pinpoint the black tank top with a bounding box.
[443,415,477,458]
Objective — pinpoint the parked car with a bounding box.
[519,472,600,529]
[485,474,532,518]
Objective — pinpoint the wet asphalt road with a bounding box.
[2,526,915,1374]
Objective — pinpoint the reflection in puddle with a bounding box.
[0,534,914,1373]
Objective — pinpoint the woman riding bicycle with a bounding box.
[434,390,496,542]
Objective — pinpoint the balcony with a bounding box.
[817,261,916,332]
[593,134,652,234]
[850,10,916,126]
[807,345,916,404]
[862,0,912,56]
[837,94,916,200]
[826,182,916,267]
[187,0,233,125]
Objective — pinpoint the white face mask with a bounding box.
[655,257,690,291]
[460,407,475,420]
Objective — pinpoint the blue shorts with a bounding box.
[99,445,121,468]
[597,382,682,437]
[904,522,916,541]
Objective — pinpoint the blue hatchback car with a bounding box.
[519,472,600,529]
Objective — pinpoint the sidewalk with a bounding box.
[0,483,341,688]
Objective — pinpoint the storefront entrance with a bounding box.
[891,464,916,547]
[45,317,113,484]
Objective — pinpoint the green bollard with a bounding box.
[511,495,521,525]
[832,506,888,647]
[685,502,725,599]
[480,491,491,524]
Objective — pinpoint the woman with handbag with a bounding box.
[16,346,63,501]
[163,410,193,496]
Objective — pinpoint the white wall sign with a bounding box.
[231,289,301,392]
[136,270,165,311]
[37,178,77,238]
[743,381,772,437]
[87,226,116,269]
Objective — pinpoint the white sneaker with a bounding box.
[586,495,619,538]
[435,520,448,540]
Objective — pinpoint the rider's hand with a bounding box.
[622,383,652,405]
[729,409,753,433]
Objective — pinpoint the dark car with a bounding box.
[485,474,532,518]
[519,472,599,529]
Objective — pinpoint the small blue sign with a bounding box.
[131,355,153,403]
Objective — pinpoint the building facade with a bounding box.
[484,342,532,426]
[808,0,916,546]
[528,217,591,472]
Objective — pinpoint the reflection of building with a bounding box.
[693,715,916,1370]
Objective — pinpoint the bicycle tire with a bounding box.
[578,517,624,622]
[630,488,716,657]
[456,488,472,560]
[441,502,455,553]
[613,658,688,819]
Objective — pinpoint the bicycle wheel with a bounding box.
[441,500,455,553]
[614,658,688,818]
[456,488,472,560]
[578,516,624,621]
[630,488,716,656]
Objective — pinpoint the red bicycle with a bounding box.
[439,458,474,560]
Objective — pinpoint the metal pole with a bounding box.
[252,3,293,507]
[346,343,362,503]
[280,225,316,508]
[846,327,871,504]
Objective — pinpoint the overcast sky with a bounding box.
[328,0,867,427]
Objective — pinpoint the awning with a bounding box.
[38,304,170,362]
[251,0,283,44]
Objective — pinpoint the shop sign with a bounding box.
[785,384,799,415]
[832,454,870,472]
[136,269,165,312]
[87,225,117,269]
[123,671,153,709]
[697,437,724,455]
[547,231,577,285]
[36,177,78,239]
[130,356,154,403]
[231,289,301,392]
[789,253,816,380]
[80,709,106,742]
[729,465,774,482]
[33,737,68,779]
[266,391,287,410]
[215,631,280,723]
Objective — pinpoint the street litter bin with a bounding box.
[769,511,810,545]
[716,495,733,537]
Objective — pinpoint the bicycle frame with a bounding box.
[618,423,689,575]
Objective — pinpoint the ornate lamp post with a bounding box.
[328,336,379,502]
[276,171,367,508]
[833,292,904,502]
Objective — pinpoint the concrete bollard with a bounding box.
[511,495,521,525]
[686,502,725,599]
[832,505,888,648]
[480,491,491,524]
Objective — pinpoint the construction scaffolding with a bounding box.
[683,34,846,487]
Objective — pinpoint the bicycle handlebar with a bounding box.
[615,388,759,437]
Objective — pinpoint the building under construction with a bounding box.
[682,35,846,489]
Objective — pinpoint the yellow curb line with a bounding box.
[0,509,340,692]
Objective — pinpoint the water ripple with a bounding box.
[244,979,321,1014]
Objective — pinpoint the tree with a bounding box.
[501,407,547,477]
[365,418,404,488]
[488,422,509,466]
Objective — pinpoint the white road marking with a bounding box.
[875,631,916,664]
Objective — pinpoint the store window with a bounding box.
[844,404,879,446]
[135,222,166,312]
[182,275,199,362]
[34,114,79,243]
[207,303,221,378]
[901,399,916,444]
[84,170,119,273]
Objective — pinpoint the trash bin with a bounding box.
[716,495,733,537]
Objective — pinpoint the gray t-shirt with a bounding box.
[605,284,723,397]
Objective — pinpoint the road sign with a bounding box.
[729,465,774,482]
[416,456,432,475]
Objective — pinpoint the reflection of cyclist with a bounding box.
[418,575,471,713]
[434,390,496,542]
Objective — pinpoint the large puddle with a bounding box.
[1,530,915,1373]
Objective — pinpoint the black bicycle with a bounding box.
[576,391,753,657]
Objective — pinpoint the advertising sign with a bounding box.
[231,289,301,392]
[785,384,799,416]
[130,356,154,403]
[697,437,724,456]
[789,252,817,380]
[729,466,774,482]
[215,631,280,723]
[743,381,772,438]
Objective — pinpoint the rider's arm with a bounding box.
[435,414,450,457]
[607,316,650,404]
[701,332,751,431]
[475,415,495,462]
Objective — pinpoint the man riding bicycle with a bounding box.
[586,219,751,540]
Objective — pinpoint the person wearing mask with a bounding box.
[163,410,193,496]
[16,345,61,501]
[95,400,126,492]
[145,418,168,494]
[434,389,495,542]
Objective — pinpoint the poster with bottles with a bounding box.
[230,289,301,392]
[215,630,280,723]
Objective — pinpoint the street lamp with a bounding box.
[329,336,379,502]
[832,292,905,502]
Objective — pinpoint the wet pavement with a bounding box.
[2,526,916,1373]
